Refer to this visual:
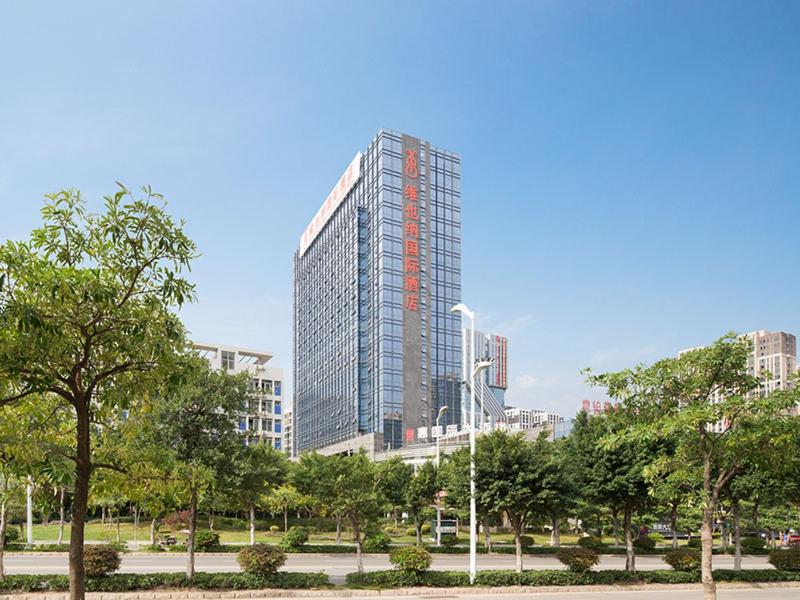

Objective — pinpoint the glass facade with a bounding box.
[294,130,462,454]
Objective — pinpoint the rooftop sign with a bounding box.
[299,152,362,256]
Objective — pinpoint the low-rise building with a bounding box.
[192,342,284,450]
[504,406,563,431]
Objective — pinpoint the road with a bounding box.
[1,553,773,582]
[295,592,800,600]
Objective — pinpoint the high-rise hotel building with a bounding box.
[293,130,463,455]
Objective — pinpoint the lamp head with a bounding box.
[449,303,474,320]
[473,358,494,376]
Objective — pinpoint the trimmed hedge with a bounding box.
[0,572,329,592]
[556,547,599,573]
[768,548,800,571]
[345,569,800,588]
[346,570,470,587]
[281,526,310,550]
[390,546,432,572]
[237,545,286,575]
[84,545,121,577]
[663,548,701,571]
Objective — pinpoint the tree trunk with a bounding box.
[1,499,7,578]
[249,505,256,545]
[701,504,716,600]
[484,518,492,554]
[671,504,678,549]
[514,527,523,573]
[611,507,620,545]
[335,514,341,545]
[732,498,742,571]
[115,510,121,544]
[283,509,288,533]
[623,506,635,572]
[101,506,105,526]
[186,485,197,579]
[551,514,561,548]
[149,518,156,546]
[132,506,139,544]
[415,522,421,547]
[209,509,214,531]
[69,404,91,600]
[354,524,364,574]
[57,488,66,546]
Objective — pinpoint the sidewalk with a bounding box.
[3,582,800,600]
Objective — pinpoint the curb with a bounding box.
[3,584,800,600]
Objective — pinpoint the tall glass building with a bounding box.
[293,130,462,454]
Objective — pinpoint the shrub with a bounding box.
[346,570,469,587]
[140,544,164,553]
[441,535,459,547]
[84,545,121,577]
[194,530,220,550]
[420,523,432,534]
[163,510,190,528]
[269,525,280,534]
[390,546,432,573]
[556,547,599,573]
[237,544,286,575]
[634,535,656,550]
[3,527,20,545]
[406,527,417,536]
[577,535,605,551]
[649,532,665,545]
[519,535,535,548]
[686,538,702,549]
[663,548,701,571]
[363,532,391,553]
[768,548,800,571]
[740,537,764,553]
[281,526,309,550]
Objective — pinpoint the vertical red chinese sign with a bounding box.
[401,135,423,446]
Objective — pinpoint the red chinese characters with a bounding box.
[403,150,421,312]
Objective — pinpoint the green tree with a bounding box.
[539,439,577,548]
[0,187,195,600]
[334,452,385,574]
[232,443,288,545]
[588,333,799,600]
[405,460,439,546]
[565,411,660,571]
[144,354,245,577]
[292,452,347,543]
[266,484,305,533]
[376,457,413,526]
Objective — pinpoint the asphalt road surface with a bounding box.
[305,592,800,600]
[1,553,773,583]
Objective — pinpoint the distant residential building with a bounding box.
[504,406,563,431]
[474,331,508,406]
[679,329,799,430]
[746,330,797,395]
[192,342,284,450]
[283,408,294,458]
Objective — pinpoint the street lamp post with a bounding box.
[450,303,491,585]
[26,476,33,546]
[434,405,448,547]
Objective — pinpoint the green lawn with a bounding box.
[24,522,586,546]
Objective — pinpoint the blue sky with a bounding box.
[1,1,798,416]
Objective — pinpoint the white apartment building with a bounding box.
[192,342,285,450]
[504,406,564,431]
[747,330,798,395]
[283,409,293,458]
[680,329,799,430]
